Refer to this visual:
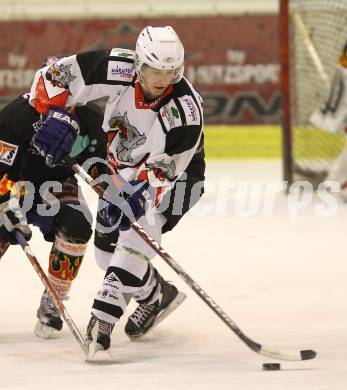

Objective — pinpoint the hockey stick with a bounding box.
[73,162,317,362]
[14,230,89,359]
[292,10,330,87]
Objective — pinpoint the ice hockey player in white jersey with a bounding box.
[29,26,205,356]
[310,42,347,200]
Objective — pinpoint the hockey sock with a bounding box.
[48,234,88,299]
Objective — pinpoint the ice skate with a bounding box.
[125,279,186,340]
[34,290,63,339]
[85,314,114,360]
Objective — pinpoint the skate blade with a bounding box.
[85,320,117,365]
[86,319,101,360]
[85,349,117,365]
[129,291,187,340]
[34,320,61,339]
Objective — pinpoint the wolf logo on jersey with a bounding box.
[46,63,76,89]
[109,112,146,163]
[147,159,176,180]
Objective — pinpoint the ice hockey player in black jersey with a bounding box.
[29,26,205,356]
[0,91,107,339]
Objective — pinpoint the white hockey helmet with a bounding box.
[135,26,185,83]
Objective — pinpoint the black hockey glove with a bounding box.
[0,199,32,244]
[32,107,79,167]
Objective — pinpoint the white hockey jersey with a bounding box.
[29,48,204,193]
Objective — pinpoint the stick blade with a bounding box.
[301,349,317,360]
[260,346,317,361]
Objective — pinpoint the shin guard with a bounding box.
[48,235,87,299]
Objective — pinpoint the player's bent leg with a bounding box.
[85,246,150,352]
[85,213,163,352]
[35,201,92,339]
[85,213,185,354]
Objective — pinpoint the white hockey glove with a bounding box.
[0,198,32,244]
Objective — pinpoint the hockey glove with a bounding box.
[32,107,79,167]
[0,200,32,245]
[99,180,150,231]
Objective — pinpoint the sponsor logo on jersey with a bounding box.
[111,65,133,75]
[0,140,18,166]
[46,63,76,89]
[118,52,133,58]
[179,95,199,125]
[107,61,134,81]
[109,111,146,163]
[110,48,134,59]
[160,102,181,130]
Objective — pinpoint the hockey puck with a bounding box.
[262,363,281,371]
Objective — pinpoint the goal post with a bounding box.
[280,0,347,187]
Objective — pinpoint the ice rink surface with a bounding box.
[1,160,347,390]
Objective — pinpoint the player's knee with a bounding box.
[55,203,93,243]
[94,228,119,252]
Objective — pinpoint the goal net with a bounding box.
[280,0,347,186]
